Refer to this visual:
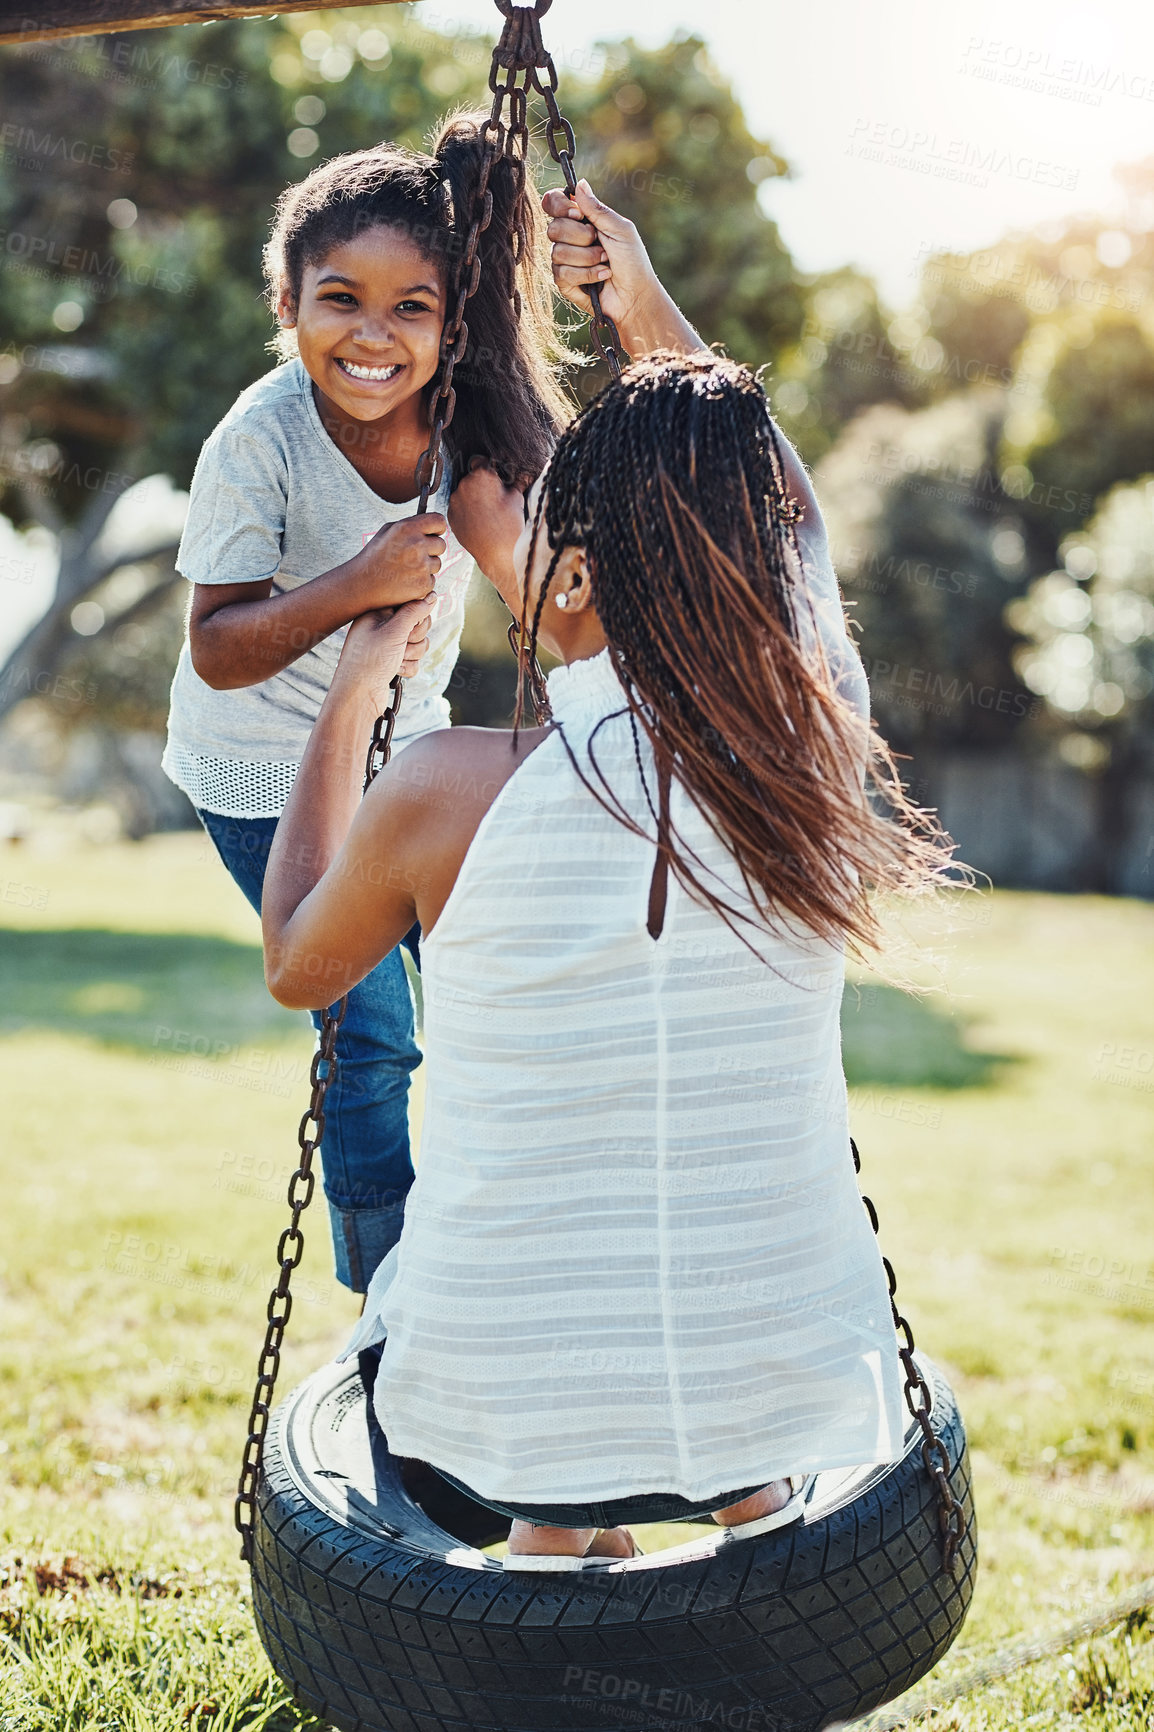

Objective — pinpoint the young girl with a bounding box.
[162,113,571,1294]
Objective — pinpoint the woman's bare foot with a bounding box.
[711,1479,795,1527]
[506,1519,636,1559]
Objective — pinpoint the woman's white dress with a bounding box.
[342,647,905,1504]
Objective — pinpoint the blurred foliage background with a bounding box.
[0,5,1153,886]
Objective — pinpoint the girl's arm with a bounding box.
[543,179,703,357]
[190,514,448,690]
[447,460,526,614]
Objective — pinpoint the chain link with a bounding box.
[363,672,404,790]
[506,617,552,724]
[852,1138,965,1576]
[526,31,626,376]
[235,1000,345,1557]
[485,0,627,378]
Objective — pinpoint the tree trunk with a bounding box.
[0,479,182,728]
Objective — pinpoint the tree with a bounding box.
[1009,476,1154,890]
[814,392,1041,757]
[912,203,1154,550]
[770,266,933,467]
[920,254,1031,389]
[1016,315,1154,531]
[802,179,1154,788]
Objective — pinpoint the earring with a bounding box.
[555,592,569,609]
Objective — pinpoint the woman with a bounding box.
[261,199,950,1568]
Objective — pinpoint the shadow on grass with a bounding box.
[0,927,304,1053]
[1,928,1015,1090]
[841,982,1016,1089]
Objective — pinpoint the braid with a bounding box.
[512,484,560,737]
[627,709,658,831]
[525,555,557,697]
[528,350,953,957]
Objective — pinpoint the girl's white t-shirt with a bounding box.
[162,358,476,820]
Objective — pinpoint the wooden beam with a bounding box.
[0,2,409,47]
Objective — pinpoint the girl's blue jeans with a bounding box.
[198,808,420,1294]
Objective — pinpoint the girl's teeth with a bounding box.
[340,360,398,381]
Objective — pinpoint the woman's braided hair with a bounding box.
[517,350,953,956]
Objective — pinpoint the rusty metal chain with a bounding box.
[235,1000,345,1557]
[507,617,552,723]
[503,0,627,378]
[488,1,629,715]
[235,710,403,1562]
[236,0,620,1566]
[362,674,404,791]
[852,1137,965,1576]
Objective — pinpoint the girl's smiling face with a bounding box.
[278,224,447,422]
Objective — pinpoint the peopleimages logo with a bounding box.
[17,19,248,89]
[0,228,195,297]
[0,123,134,173]
[915,244,1143,315]
[859,656,1040,720]
[845,550,980,600]
[846,119,1079,191]
[961,36,1154,107]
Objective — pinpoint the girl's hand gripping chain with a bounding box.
[352,514,447,612]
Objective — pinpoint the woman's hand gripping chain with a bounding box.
[543,177,658,331]
[332,594,437,714]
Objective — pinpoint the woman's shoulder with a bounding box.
[362,724,553,929]
[375,724,552,855]
[392,724,550,801]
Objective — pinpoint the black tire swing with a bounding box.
[235,7,978,1729]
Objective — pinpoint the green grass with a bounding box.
[1,836,1152,1729]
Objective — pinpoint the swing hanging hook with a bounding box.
[492,0,553,19]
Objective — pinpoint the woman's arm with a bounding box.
[190,515,448,690]
[543,179,703,357]
[769,421,871,746]
[451,182,704,593]
[263,595,548,1009]
[262,598,434,1007]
